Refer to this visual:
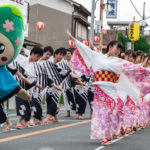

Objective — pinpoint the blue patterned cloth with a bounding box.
[0,66,19,99]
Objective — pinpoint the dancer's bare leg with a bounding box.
[3,119,12,131]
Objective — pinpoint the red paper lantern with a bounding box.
[37,21,44,30]
[94,36,99,42]
[68,40,74,47]
[121,53,125,57]
[82,40,88,46]
[102,30,107,35]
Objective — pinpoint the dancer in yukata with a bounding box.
[67,31,150,145]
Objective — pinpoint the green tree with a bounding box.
[118,32,129,51]
[118,31,150,53]
[134,36,150,53]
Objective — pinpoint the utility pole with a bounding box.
[90,0,99,43]
[99,0,104,51]
[90,0,96,43]
[141,2,146,35]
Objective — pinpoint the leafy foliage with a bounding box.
[134,36,150,53]
[118,31,150,53]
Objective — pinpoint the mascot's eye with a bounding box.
[0,43,5,54]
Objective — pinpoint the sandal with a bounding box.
[106,137,112,142]
[121,127,127,136]
[16,124,24,129]
[29,122,36,126]
[101,140,110,146]
[48,119,57,123]
[141,126,145,129]
[78,115,83,120]
[49,120,55,123]
[43,120,49,124]
[113,134,119,139]
[75,114,79,119]
[23,122,29,128]
[35,121,42,125]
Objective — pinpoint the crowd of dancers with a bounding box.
[0,43,94,132]
[67,31,150,145]
[0,31,150,146]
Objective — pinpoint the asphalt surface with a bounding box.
[0,108,150,150]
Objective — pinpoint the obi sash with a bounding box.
[93,70,120,83]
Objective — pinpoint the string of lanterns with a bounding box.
[36,22,108,48]
[67,35,101,47]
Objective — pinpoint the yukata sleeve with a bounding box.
[42,61,50,77]
[47,77,54,86]
[75,40,100,69]
[71,40,102,76]
[117,73,141,104]
[13,54,27,66]
[56,64,72,79]
[121,60,150,97]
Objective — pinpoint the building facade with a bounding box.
[27,0,90,49]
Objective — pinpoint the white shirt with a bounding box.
[14,54,37,81]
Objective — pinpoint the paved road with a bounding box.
[0,108,150,150]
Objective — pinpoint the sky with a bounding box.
[74,0,150,30]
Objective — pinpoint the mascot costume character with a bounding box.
[0,4,31,103]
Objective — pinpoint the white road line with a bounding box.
[94,146,105,150]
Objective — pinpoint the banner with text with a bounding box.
[106,0,117,19]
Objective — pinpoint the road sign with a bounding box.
[95,20,101,34]
[106,0,117,19]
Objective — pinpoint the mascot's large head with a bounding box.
[0,3,24,66]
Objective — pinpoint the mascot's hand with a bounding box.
[17,89,31,101]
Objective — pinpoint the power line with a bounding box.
[138,16,150,22]
[129,0,143,19]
